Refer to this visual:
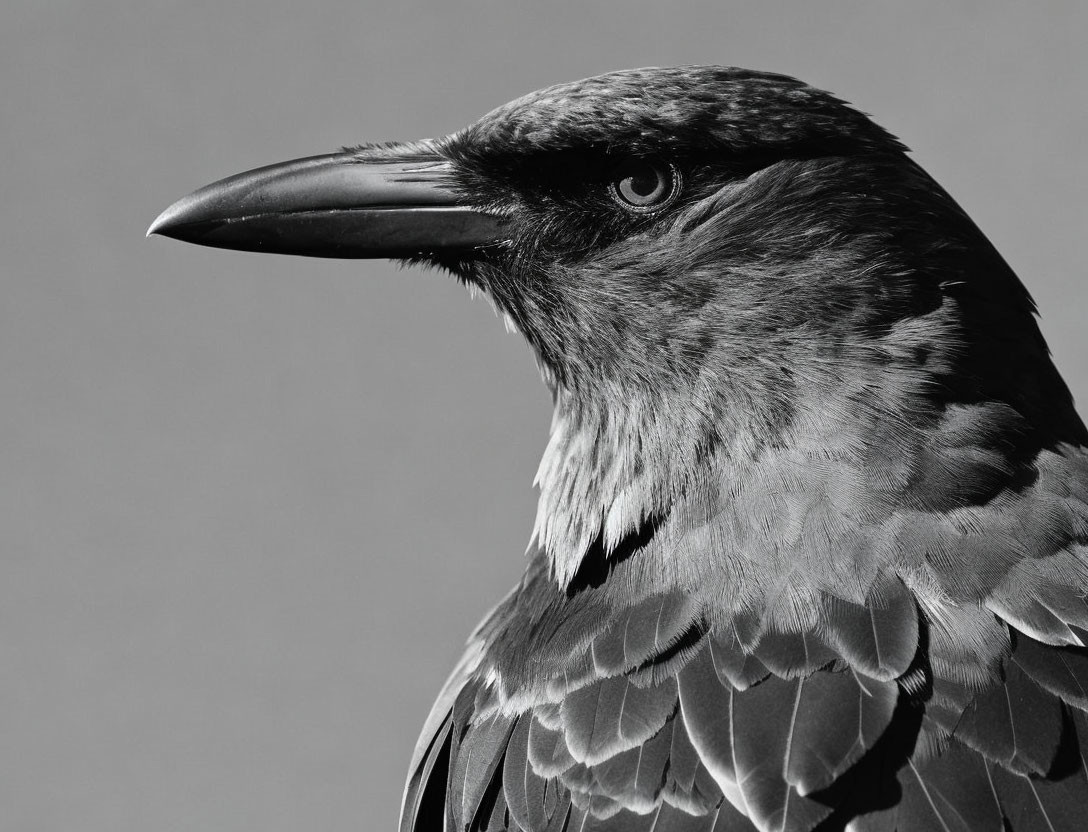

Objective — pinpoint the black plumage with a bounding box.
[150,66,1088,831]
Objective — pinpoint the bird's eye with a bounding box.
[609,159,680,211]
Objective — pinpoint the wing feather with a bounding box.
[1012,631,1088,712]
[708,630,771,691]
[820,576,918,680]
[752,629,837,679]
[676,641,739,792]
[447,708,516,832]
[560,675,678,765]
[591,593,701,677]
[951,660,1064,776]
[400,709,453,832]
[989,755,1088,832]
[591,718,673,812]
[896,745,1003,832]
[528,715,577,777]
[729,675,833,832]
[505,715,566,832]
[782,669,898,795]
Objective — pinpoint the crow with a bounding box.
[149,66,1088,832]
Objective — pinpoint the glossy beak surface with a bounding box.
[148,150,507,258]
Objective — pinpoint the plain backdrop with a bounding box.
[2,2,1086,830]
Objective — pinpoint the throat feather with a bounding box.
[532,389,699,587]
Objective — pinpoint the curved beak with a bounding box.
[147,149,507,258]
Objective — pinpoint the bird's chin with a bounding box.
[148,150,510,260]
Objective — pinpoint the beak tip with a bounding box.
[147,200,185,239]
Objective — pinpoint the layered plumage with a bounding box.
[398,68,1088,832]
[150,65,1088,832]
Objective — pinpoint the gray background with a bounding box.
[2,2,1085,830]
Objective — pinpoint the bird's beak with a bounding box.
[147,149,506,258]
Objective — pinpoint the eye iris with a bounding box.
[612,161,676,209]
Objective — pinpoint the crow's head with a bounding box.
[151,67,1082,585]
[440,67,910,391]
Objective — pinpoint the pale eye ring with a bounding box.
[609,159,681,211]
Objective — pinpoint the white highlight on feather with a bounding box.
[911,592,960,638]
[985,596,1084,647]
[483,665,504,689]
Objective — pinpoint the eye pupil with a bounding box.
[627,172,658,197]
[611,160,679,210]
